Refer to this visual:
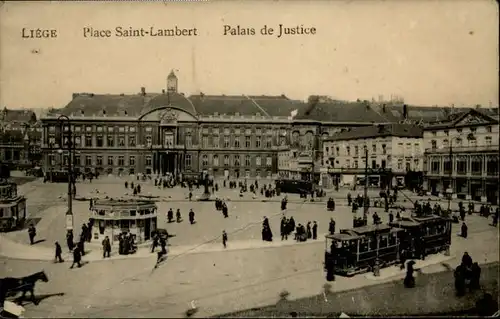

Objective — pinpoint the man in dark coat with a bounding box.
[222,230,228,248]
[280,217,288,241]
[222,203,228,218]
[77,238,85,256]
[54,242,63,263]
[462,252,473,268]
[167,208,174,223]
[28,224,36,245]
[176,209,182,222]
[66,230,74,251]
[306,222,312,239]
[189,209,195,225]
[461,222,468,238]
[312,221,318,240]
[102,236,111,258]
[70,246,82,268]
[151,234,159,253]
[329,218,336,235]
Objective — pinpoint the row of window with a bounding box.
[202,135,286,149]
[191,154,273,167]
[48,125,288,136]
[332,158,420,171]
[430,136,494,149]
[48,133,288,149]
[49,154,273,168]
[429,157,498,175]
[429,126,493,137]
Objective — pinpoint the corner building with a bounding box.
[40,71,303,179]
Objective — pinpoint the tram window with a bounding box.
[130,210,136,217]
[380,235,388,248]
[113,220,119,227]
[106,220,113,227]
[360,239,368,252]
[137,220,144,227]
[389,234,397,246]
[369,238,377,250]
[98,210,105,216]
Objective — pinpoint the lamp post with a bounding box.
[21,123,31,168]
[57,114,74,233]
[446,139,454,212]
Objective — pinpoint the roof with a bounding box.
[324,124,423,142]
[188,95,263,116]
[0,108,37,124]
[424,108,499,130]
[294,100,389,123]
[327,224,400,241]
[93,198,156,206]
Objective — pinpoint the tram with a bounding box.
[389,214,452,259]
[275,179,313,194]
[325,214,452,277]
[325,224,404,277]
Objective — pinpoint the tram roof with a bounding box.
[93,198,156,207]
[326,224,403,241]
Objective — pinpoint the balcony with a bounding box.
[425,144,499,154]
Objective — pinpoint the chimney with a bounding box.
[140,87,146,96]
[403,104,408,119]
[162,89,166,94]
[72,93,79,99]
[382,103,386,113]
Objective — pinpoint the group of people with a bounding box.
[294,221,318,242]
[215,199,229,218]
[454,252,481,296]
[166,208,196,224]
[124,181,142,196]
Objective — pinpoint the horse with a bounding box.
[0,271,49,306]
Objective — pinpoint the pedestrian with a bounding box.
[176,209,182,223]
[102,236,111,258]
[159,236,167,254]
[222,230,228,248]
[77,238,85,256]
[460,222,468,238]
[167,208,174,223]
[66,230,74,251]
[312,221,318,240]
[151,234,159,253]
[70,246,82,269]
[222,203,228,218]
[86,221,92,242]
[389,211,394,223]
[329,218,336,235]
[54,241,64,263]
[306,222,312,239]
[189,209,195,225]
[280,217,287,241]
[28,224,36,245]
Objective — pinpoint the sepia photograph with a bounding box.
[0,1,498,318]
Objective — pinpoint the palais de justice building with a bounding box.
[40,70,497,181]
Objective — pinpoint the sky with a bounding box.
[0,0,498,109]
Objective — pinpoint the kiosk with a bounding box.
[90,199,158,245]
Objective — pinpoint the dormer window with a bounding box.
[256,112,261,117]
[124,110,128,116]
[102,110,106,115]
[80,110,85,115]
[214,112,219,116]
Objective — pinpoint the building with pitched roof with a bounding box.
[320,124,424,188]
[0,108,42,168]
[422,108,499,204]
[38,71,498,182]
